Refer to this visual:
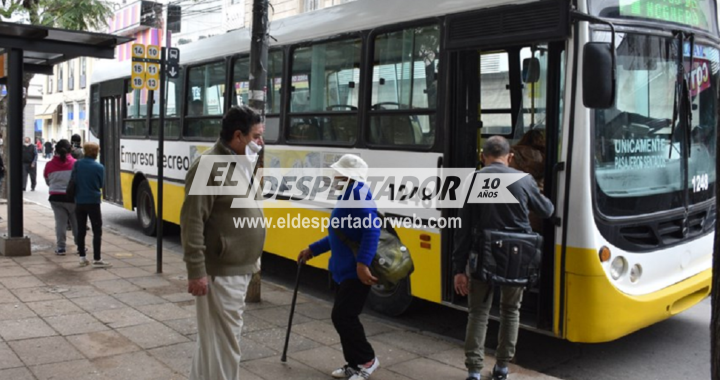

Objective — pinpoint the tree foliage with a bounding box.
[0,0,114,30]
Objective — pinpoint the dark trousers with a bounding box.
[22,163,36,190]
[332,279,375,367]
[76,204,102,260]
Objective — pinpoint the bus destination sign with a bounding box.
[618,0,713,31]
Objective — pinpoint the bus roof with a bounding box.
[92,0,537,84]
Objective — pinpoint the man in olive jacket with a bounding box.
[181,106,265,380]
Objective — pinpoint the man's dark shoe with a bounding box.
[492,364,508,380]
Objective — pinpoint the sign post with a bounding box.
[130,41,172,274]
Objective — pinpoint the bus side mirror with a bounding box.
[522,58,541,83]
[583,42,615,109]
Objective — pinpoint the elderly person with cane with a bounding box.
[298,154,381,380]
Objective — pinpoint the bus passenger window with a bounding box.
[369,24,439,147]
[123,86,149,137]
[184,61,226,139]
[287,38,361,145]
[479,52,512,135]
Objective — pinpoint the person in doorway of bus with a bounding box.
[70,134,84,160]
[453,136,554,380]
[298,154,381,380]
[44,139,78,255]
[74,142,111,268]
[22,137,38,191]
[180,105,265,380]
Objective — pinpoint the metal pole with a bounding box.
[7,48,24,238]
[156,23,169,274]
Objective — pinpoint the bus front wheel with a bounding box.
[367,277,413,317]
[136,180,157,236]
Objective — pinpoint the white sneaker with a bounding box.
[331,364,357,379]
[349,358,379,380]
[92,260,112,268]
[79,258,89,267]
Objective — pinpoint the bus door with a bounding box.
[444,42,565,331]
[95,81,124,205]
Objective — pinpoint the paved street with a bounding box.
[13,159,714,380]
[0,202,562,380]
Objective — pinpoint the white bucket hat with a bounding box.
[330,154,368,182]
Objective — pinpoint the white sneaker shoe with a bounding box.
[79,258,89,267]
[331,364,357,379]
[92,260,112,268]
[349,358,379,380]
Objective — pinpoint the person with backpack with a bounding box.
[22,137,37,191]
[44,140,78,255]
[298,154,381,380]
[453,136,554,380]
[70,134,84,160]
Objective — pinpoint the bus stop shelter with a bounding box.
[0,22,132,256]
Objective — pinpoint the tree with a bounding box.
[0,0,114,197]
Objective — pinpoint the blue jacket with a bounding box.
[74,158,105,204]
[309,182,380,284]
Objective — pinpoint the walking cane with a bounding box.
[281,260,304,362]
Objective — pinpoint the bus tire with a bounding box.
[367,277,413,317]
[136,180,157,236]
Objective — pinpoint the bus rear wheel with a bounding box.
[367,277,413,317]
[136,180,157,236]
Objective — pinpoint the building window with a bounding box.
[231,0,242,4]
[48,77,53,94]
[80,57,87,89]
[57,65,63,92]
[303,0,320,12]
[68,60,75,91]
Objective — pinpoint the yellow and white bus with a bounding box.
[90,0,717,342]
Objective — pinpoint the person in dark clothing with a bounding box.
[22,137,37,191]
[44,140,54,159]
[453,136,554,380]
[298,154,381,380]
[73,142,110,268]
[70,134,84,160]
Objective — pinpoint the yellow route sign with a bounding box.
[146,76,159,91]
[131,44,146,59]
[130,75,145,90]
[146,45,160,60]
[146,63,160,79]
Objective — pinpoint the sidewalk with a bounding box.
[0,203,561,380]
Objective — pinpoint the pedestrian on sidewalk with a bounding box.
[44,139,78,256]
[180,105,265,380]
[44,140,54,159]
[452,136,554,380]
[22,137,37,191]
[70,134,84,160]
[298,154,381,380]
[73,142,111,268]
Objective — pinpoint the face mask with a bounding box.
[245,141,262,156]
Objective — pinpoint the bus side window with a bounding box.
[287,38,361,145]
[184,61,226,139]
[368,24,439,148]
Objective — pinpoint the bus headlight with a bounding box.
[630,264,642,283]
[610,256,627,280]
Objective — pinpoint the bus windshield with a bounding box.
[593,32,718,217]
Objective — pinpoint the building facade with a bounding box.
[35,57,93,143]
